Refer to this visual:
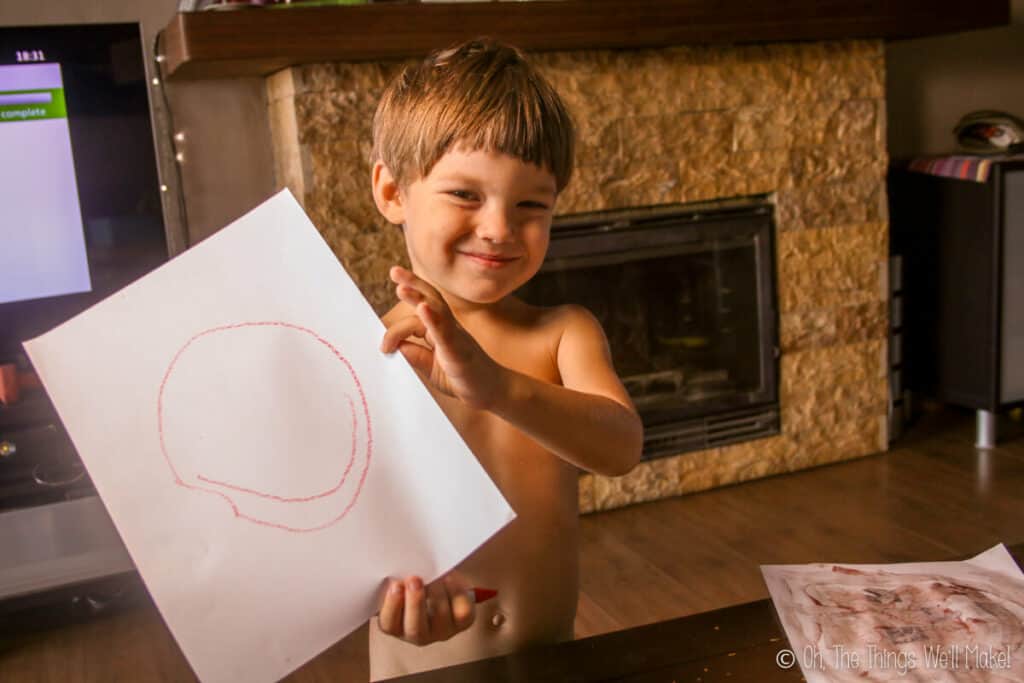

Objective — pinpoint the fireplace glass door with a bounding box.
[519,199,780,458]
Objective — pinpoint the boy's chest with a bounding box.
[476,321,563,385]
[434,325,567,477]
[435,385,574,513]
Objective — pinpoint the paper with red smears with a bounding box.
[23,189,516,683]
[762,544,1024,683]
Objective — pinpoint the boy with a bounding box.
[370,39,643,680]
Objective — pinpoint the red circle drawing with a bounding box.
[157,322,372,532]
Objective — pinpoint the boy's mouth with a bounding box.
[458,251,521,268]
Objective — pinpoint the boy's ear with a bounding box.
[371,161,406,226]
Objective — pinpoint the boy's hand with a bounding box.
[377,573,476,646]
[381,266,506,409]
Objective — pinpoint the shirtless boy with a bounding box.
[370,39,643,680]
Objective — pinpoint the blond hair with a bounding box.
[371,39,575,192]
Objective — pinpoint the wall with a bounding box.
[268,41,892,512]
[5,3,1017,265]
[886,0,1024,158]
[0,2,276,253]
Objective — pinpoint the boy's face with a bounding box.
[373,148,557,308]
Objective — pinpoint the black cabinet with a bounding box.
[889,160,1024,446]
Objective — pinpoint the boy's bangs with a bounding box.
[436,100,563,181]
[416,89,572,191]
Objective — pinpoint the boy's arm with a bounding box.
[491,305,641,476]
[382,267,642,477]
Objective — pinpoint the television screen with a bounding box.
[1,62,91,305]
[0,23,169,362]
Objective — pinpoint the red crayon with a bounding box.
[469,587,498,604]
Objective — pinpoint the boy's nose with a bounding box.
[476,206,515,243]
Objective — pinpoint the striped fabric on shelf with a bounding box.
[908,153,1024,183]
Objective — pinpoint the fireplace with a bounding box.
[519,198,779,459]
[267,38,891,512]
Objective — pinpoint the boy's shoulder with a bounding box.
[539,302,600,335]
[508,296,589,325]
[508,298,605,348]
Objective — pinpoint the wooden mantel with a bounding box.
[160,0,1009,80]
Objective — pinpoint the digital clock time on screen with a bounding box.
[15,50,47,63]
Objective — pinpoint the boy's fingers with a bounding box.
[425,580,455,641]
[377,580,405,636]
[442,569,470,592]
[391,266,446,314]
[389,265,411,284]
[444,575,476,631]
[395,284,426,308]
[398,341,434,376]
[403,576,430,646]
[381,315,427,353]
[378,574,476,645]
[417,303,455,352]
[416,305,457,365]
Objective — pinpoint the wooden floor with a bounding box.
[2,406,1023,681]
[574,405,1024,639]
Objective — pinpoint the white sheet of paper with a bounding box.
[24,189,516,683]
[762,544,1024,682]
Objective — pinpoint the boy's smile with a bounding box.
[373,148,557,312]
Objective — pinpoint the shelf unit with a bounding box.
[159,0,1010,80]
[890,160,1024,448]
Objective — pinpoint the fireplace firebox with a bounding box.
[520,197,780,459]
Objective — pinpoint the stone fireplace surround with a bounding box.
[266,39,890,513]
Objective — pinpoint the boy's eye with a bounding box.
[447,190,478,201]
[519,200,550,211]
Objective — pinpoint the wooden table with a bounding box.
[387,543,1024,683]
